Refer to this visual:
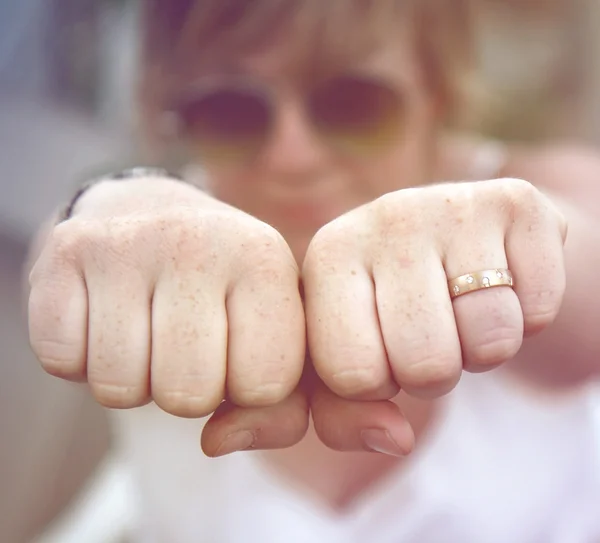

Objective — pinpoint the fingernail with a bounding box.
[360,429,405,457]
[214,431,256,457]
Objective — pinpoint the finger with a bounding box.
[372,245,463,398]
[310,381,414,456]
[151,271,227,418]
[444,228,523,372]
[226,259,305,408]
[29,255,88,382]
[86,267,152,408]
[303,240,397,401]
[201,388,309,457]
[506,191,566,336]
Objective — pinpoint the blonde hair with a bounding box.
[139,0,483,147]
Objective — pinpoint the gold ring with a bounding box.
[448,269,514,299]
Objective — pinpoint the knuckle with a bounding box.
[520,280,565,329]
[308,221,339,253]
[154,389,220,418]
[52,218,143,268]
[229,352,301,407]
[160,213,210,257]
[498,177,540,210]
[91,382,147,409]
[31,338,83,377]
[304,220,351,273]
[374,190,419,221]
[523,301,563,334]
[397,352,461,395]
[37,355,82,380]
[374,191,403,219]
[161,212,295,277]
[240,226,297,279]
[466,334,522,368]
[330,366,388,398]
[247,219,288,249]
[372,193,407,235]
[232,381,289,407]
[369,191,432,251]
[50,220,94,264]
[501,176,537,195]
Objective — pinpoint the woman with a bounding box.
[28,1,600,541]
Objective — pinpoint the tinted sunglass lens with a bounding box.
[309,76,403,153]
[179,88,271,162]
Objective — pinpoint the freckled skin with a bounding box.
[26,15,585,511]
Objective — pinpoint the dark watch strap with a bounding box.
[59,167,182,222]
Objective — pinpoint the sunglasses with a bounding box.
[164,74,407,165]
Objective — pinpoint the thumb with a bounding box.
[310,378,415,457]
[201,388,309,457]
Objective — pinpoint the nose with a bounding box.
[258,94,329,178]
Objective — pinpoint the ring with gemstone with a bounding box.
[448,269,514,300]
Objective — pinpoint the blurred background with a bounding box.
[1,1,599,541]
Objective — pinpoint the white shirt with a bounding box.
[34,146,600,542]
[96,373,600,543]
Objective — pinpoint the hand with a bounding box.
[302,178,567,453]
[28,175,308,456]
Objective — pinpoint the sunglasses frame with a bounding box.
[161,72,408,165]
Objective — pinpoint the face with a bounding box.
[161,25,440,258]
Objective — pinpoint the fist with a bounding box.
[28,177,307,454]
[303,178,567,401]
